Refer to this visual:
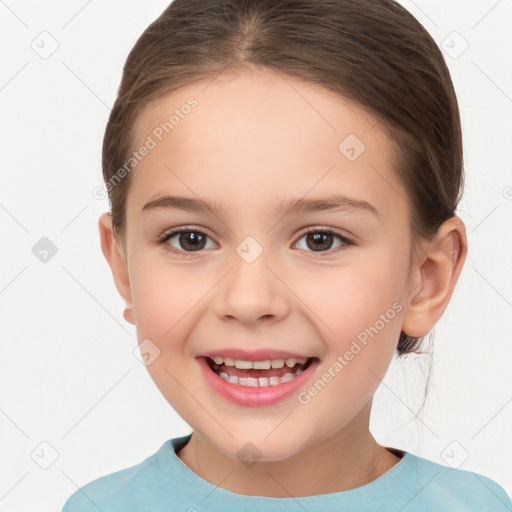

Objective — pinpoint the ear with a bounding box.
[98,213,135,325]
[401,215,468,338]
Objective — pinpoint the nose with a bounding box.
[214,245,290,325]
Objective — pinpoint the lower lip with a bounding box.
[197,357,319,407]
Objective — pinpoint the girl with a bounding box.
[63,0,511,510]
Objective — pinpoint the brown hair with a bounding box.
[102,0,463,373]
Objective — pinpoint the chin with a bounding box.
[207,428,311,464]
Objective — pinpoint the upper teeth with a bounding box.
[212,356,307,369]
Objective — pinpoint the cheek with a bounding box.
[328,253,407,388]
[302,282,403,429]
[128,252,198,351]
[294,251,407,342]
[295,252,407,410]
[128,256,205,410]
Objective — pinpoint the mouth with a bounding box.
[204,355,316,387]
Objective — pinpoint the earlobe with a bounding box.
[98,213,135,324]
[401,216,468,338]
[123,307,135,324]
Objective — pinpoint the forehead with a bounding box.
[127,68,408,225]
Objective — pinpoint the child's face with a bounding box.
[118,68,417,461]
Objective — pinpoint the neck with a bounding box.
[176,401,402,497]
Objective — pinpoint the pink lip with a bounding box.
[197,356,319,407]
[198,348,313,360]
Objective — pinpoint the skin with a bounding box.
[99,67,467,497]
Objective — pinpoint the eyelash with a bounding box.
[156,225,354,258]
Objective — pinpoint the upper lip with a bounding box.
[198,348,315,361]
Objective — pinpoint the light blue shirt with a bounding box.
[62,434,511,511]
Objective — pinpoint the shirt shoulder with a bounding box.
[402,451,512,512]
[61,440,175,512]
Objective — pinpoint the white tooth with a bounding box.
[227,375,239,384]
[258,377,270,386]
[213,356,224,365]
[285,358,296,368]
[253,360,271,369]
[219,372,229,381]
[235,359,252,369]
[269,376,281,385]
[280,372,294,382]
[294,367,303,376]
[247,377,259,387]
[224,357,235,367]
[239,377,250,386]
[271,359,285,369]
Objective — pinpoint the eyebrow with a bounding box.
[142,194,380,218]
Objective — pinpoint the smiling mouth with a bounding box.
[204,356,316,387]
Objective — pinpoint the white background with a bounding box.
[1,0,511,510]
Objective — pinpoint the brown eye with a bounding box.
[295,228,353,253]
[159,227,216,256]
[171,231,207,251]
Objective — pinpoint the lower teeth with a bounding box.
[211,365,306,387]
